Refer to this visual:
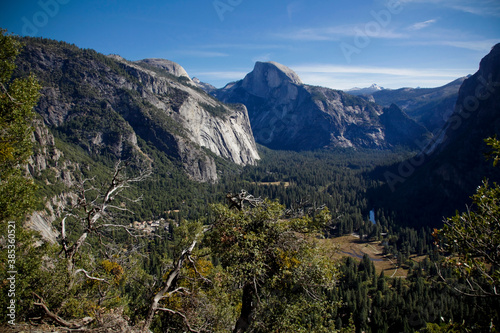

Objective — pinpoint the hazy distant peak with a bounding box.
[346,83,384,96]
[192,77,217,93]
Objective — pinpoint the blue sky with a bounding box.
[1,0,499,90]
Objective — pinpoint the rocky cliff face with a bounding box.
[16,38,259,183]
[16,38,261,242]
[240,61,303,98]
[379,104,429,148]
[373,43,500,227]
[215,61,428,150]
[435,45,500,154]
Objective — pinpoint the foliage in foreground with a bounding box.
[435,137,500,298]
[0,29,40,224]
[206,195,340,332]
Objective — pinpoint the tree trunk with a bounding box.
[233,283,254,333]
[142,239,197,332]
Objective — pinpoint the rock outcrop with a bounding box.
[135,58,193,82]
[240,61,303,98]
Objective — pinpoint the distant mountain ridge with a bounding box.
[192,77,217,94]
[214,61,428,151]
[345,84,384,96]
[369,77,467,132]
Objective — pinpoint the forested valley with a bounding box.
[4,142,500,332]
[1,32,499,333]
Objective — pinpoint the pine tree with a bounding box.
[0,30,41,223]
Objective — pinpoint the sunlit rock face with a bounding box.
[18,39,260,183]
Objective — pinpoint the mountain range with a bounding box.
[214,61,428,151]
[16,38,260,185]
[15,36,500,231]
[347,78,467,133]
[6,30,500,332]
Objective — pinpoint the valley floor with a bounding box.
[327,235,427,278]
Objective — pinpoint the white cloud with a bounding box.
[406,39,500,52]
[179,51,229,58]
[163,49,229,58]
[440,40,500,52]
[449,2,500,17]
[399,0,500,17]
[287,1,304,21]
[194,71,248,80]
[298,73,456,90]
[407,19,437,31]
[290,64,473,90]
[274,25,408,41]
[292,64,466,78]
[199,43,289,50]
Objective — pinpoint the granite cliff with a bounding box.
[16,38,259,184]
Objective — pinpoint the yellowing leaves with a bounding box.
[184,257,214,281]
[101,260,124,283]
[276,248,301,270]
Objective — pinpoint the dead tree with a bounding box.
[283,199,326,219]
[33,293,94,330]
[60,160,151,278]
[226,190,263,211]
[142,228,208,333]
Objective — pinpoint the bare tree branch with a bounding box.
[188,255,212,285]
[226,190,263,211]
[74,269,109,284]
[33,293,94,329]
[59,160,151,276]
[434,263,497,298]
[156,308,202,333]
[143,230,204,332]
[0,81,23,105]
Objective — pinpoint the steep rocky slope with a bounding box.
[372,44,500,227]
[215,61,428,151]
[16,38,259,183]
